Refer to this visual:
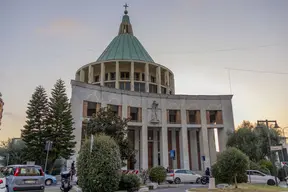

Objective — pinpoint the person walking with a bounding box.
[205,167,210,183]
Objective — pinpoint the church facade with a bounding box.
[70,7,235,171]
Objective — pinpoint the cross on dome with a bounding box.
[123,3,129,14]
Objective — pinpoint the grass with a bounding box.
[188,183,288,191]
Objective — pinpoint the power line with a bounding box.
[225,67,288,75]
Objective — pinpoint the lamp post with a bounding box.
[257,119,280,186]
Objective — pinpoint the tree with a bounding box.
[0,139,26,165]
[212,147,249,188]
[45,79,76,172]
[86,107,136,166]
[77,134,121,192]
[227,120,281,162]
[21,86,49,165]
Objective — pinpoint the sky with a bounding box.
[0,0,287,141]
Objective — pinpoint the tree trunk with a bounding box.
[234,174,238,188]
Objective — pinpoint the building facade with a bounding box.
[71,7,235,171]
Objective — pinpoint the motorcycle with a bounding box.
[60,171,72,192]
[200,175,210,185]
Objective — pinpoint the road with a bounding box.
[45,184,207,192]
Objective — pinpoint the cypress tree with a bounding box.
[21,86,49,165]
[46,79,76,170]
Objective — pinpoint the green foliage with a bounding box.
[227,121,281,162]
[0,139,26,165]
[212,147,249,188]
[249,160,270,175]
[77,134,121,192]
[86,107,136,166]
[45,79,76,172]
[21,86,49,166]
[149,166,167,184]
[118,174,141,192]
[258,159,273,174]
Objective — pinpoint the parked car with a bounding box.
[166,169,201,184]
[247,170,280,185]
[3,165,45,192]
[34,166,57,186]
[0,171,7,192]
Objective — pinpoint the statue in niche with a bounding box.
[150,101,159,123]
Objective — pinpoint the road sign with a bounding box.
[26,161,35,165]
[170,150,175,160]
[270,145,282,151]
[202,156,206,161]
[45,141,53,151]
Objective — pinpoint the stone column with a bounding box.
[80,69,85,82]
[208,129,217,165]
[100,63,105,86]
[70,87,84,160]
[116,61,119,89]
[140,104,148,169]
[180,105,190,169]
[153,129,158,166]
[130,62,134,91]
[156,66,161,94]
[134,129,140,170]
[190,130,199,170]
[88,65,94,83]
[171,129,177,169]
[165,70,170,86]
[145,63,149,92]
[200,108,211,168]
[160,99,169,168]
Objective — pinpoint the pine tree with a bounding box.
[46,79,76,170]
[21,86,49,165]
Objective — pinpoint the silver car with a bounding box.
[3,165,45,192]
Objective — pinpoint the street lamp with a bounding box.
[257,119,280,186]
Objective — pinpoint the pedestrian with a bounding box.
[205,167,210,183]
[166,167,170,173]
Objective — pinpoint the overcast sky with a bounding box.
[0,0,287,140]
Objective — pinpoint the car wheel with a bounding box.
[196,177,201,184]
[45,179,53,186]
[167,181,173,184]
[267,179,276,186]
[174,177,181,184]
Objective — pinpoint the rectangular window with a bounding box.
[108,104,119,116]
[104,82,115,88]
[110,72,116,80]
[87,102,97,117]
[187,110,200,124]
[130,107,138,121]
[120,72,130,80]
[105,73,109,81]
[161,87,167,94]
[134,72,140,81]
[94,75,99,82]
[149,84,157,93]
[142,73,145,81]
[168,110,177,123]
[119,82,131,90]
[134,82,145,92]
[151,76,156,83]
[207,110,223,124]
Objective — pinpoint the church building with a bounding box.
[70,5,235,171]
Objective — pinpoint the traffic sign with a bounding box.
[270,145,282,151]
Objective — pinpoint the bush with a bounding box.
[212,147,249,188]
[249,160,271,175]
[149,166,166,184]
[77,134,122,192]
[258,159,273,174]
[118,174,141,192]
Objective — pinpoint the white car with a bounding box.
[247,170,280,185]
[166,169,202,184]
[0,171,7,192]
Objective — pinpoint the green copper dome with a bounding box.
[96,9,155,63]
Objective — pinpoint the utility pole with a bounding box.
[257,119,280,186]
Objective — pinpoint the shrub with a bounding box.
[212,147,249,188]
[249,160,271,175]
[118,174,141,192]
[149,166,166,184]
[77,134,121,192]
[258,159,273,174]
